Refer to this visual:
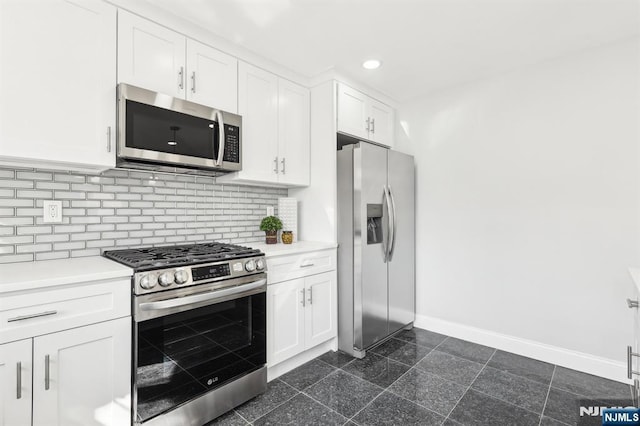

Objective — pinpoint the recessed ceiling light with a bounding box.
[362,59,381,70]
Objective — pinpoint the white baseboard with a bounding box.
[414,314,630,384]
[267,338,337,382]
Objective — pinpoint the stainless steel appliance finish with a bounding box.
[337,140,415,358]
[103,242,267,426]
[117,83,242,175]
[141,367,266,426]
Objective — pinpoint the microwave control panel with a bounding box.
[223,125,240,163]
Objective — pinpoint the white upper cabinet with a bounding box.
[337,82,395,147]
[336,83,369,140]
[186,39,238,112]
[219,62,310,187]
[118,11,238,112]
[278,79,310,186]
[0,0,117,172]
[117,9,186,99]
[369,98,394,146]
[237,62,279,183]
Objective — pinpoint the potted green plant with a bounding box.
[259,215,282,244]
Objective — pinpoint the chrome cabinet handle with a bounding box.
[629,299,639,308]
[628,346,640,379]
[301,288,306,307]
[16,362,21,399]
[281,158,286,174]
[371,118,376,134]
[308,287,313,305]
[300,263,314,268]
[191,71,196,93]
[274,157,279,174]
[8,310,57,322]
[365,117,371,133]
[107,126,112,152]
[178,66,184,90]
[214,110,225,166]
[45,355,50,390]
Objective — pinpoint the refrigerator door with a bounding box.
[387,150,415,334]
[354,142,390,350]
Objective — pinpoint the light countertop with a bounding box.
[248,240,337,257]
[0,256,133,294]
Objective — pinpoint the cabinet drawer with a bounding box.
[267,249,336,284]
[0,279,130,344]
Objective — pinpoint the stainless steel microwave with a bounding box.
[117,83,242,175]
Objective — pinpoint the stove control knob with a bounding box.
[174,270,189,284]
[139,274,157,290]
[158,272,174,287]
[245,260,256,272]
[255,259,265,271]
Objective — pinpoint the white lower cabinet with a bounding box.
[0,317,130,426]
[267,271,336,366]
[0,339,32,426]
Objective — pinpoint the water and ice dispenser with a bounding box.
[366,204,383,244]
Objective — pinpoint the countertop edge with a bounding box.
[0,256,133,294]
[249,241,338,258]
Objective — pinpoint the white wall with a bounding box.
[396,37,640,381]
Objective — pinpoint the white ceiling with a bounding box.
[142,0,640,102]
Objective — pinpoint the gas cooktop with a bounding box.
[104,242,266,295]
[103,242,261,270]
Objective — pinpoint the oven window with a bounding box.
[135,293,266,423]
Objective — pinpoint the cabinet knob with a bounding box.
[628,298,639,309]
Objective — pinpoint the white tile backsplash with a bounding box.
[0,166,286,263]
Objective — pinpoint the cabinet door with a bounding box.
[32,317,131,426]
[370,99,394,148]
[305,272,337,349]
[0,339,32,426]
[185,39,238,112]
[337,83,369,139]
[267,279,306,366]
[237,62,279,183]
[278,79,310,186]
[0,0,116,170]
[118,9,186,98]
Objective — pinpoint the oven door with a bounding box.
[132,274,266,424]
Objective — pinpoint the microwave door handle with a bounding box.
[215,110,225,166]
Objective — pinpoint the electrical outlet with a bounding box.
[266,206,275,216]
[43,200,62,223]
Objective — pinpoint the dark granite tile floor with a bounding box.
[207,328,633,425]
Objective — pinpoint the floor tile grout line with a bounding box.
[383,365,459,419]
[232,408,251,425]
[345,385,388,425]
[298,388,352,423]
[442,348,496,424]
[246,387,301,425]
[538,365,557,426]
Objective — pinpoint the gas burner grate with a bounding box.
[103,242,260,269]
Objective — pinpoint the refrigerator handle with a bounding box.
[387,186,398,261]
[383,185,393,262]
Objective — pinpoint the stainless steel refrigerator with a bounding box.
[337,140,415,358]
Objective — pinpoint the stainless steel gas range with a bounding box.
[104,242,267,426]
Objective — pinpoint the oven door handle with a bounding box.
[139,279,266,312]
